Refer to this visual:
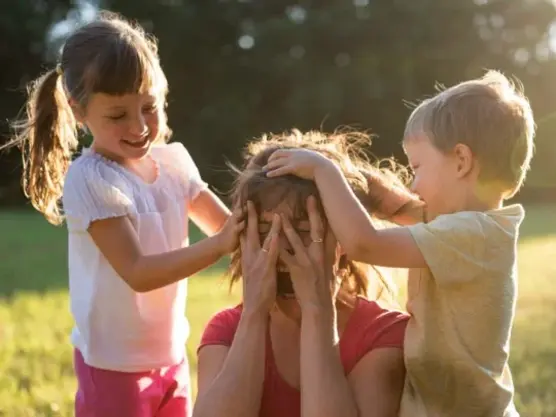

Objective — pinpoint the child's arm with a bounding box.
[88,211,242,293]
[189,189,231,236]
[359,168,425,226]
[265,150,426,269]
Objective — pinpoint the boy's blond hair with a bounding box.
[404,70,535,198]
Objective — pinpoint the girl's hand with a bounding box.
[216,207,245,255]
[241,201,281,315]
[279,196,337,313]
[263,149,333,181]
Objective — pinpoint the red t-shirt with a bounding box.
[198,298,409,417]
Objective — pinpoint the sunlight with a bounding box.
[45,0,100,59]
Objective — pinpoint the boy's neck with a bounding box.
[463,185,505,212]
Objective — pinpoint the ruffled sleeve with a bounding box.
[62,156,136,232]
[154,142,208,202]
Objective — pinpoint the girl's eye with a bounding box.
[143,104,158,113]
[107,114,126,121]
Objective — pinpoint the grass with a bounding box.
[0,206,555,416]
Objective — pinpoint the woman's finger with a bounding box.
[235,220,246,233]
[246,201,261,249]
[261,214,280,253]
[278,247,296,268]
[280,214,307,258]
[307,195,325,245]
[239,234,247,264]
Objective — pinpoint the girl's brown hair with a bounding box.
[4,11,170,224]
[228,129,402,303]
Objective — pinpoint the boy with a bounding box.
[264,70,535,416]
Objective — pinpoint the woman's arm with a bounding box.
[299,306,359,417]
[194,206,281,417]
[193,311,268,417]
[300,309,405,417]
[348,348,405,417]
[189,189,231,236]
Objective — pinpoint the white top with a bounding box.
[62,142,207,372]
[400,205,524,417]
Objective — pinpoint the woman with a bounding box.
[193,130,409,417]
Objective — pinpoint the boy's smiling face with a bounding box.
[404,134,465,220]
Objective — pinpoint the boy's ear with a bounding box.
[453,143,474,179]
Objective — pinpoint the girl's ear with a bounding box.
[69,99,85,124]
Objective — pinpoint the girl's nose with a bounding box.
[130,115,148,137]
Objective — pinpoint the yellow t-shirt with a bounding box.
[399,205,524,417]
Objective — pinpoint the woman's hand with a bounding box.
[241,201,281,315]
[279,196,337,314]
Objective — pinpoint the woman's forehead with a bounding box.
[258,201,309,222]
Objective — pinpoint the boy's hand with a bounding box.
[264,149,332,180]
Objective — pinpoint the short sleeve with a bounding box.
[197,306,242,354]
[344,300,408,374]
[62,158,135,232]
[161,142,208,201]
[407,211,518,286]
[365,310,408,350]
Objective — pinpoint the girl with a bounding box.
[7,12,240,417]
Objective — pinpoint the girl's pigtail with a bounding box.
[8,68,78,224]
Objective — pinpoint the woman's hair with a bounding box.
[5,11,170,225]
[228,129,405,303]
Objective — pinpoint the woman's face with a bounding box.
[256,193,340,298]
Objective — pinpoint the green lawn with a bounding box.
[0,206,555,416]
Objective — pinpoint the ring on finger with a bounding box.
[261,247,269,253]
[312,237,323,243]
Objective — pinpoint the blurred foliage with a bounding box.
[1,0,556,204]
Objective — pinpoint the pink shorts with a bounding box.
[74,349,190,417]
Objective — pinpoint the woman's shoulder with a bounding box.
[354,297,409,322]
[348,298,409,349]
[198,305,243,351]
